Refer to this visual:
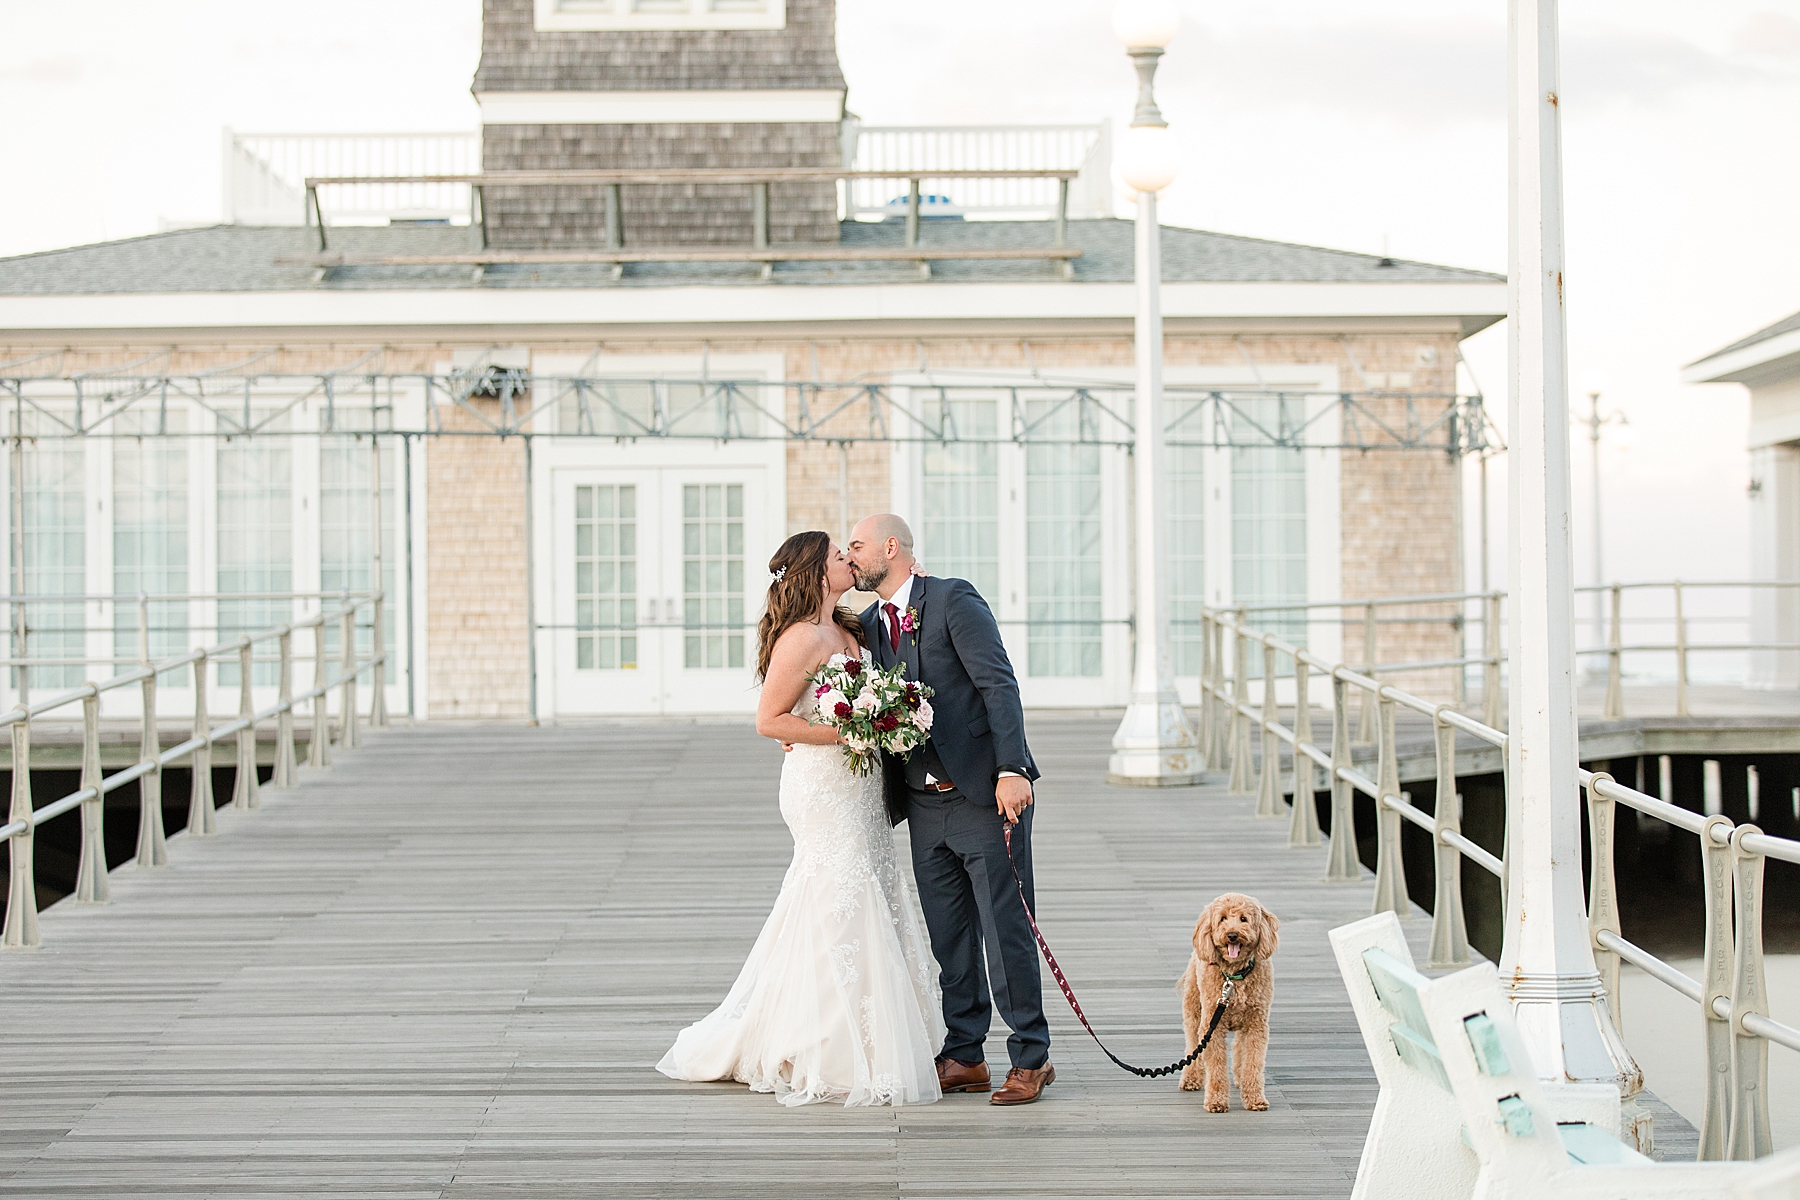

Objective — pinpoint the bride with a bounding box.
[656,531,944,1107]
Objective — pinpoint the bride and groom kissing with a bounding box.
[657,514,1053,1107]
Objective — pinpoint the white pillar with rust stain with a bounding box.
[1501,0,1642,1122]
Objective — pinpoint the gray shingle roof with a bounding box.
[472,0,846,95]
[1692,308,1800,366]
[0,220,1503,295]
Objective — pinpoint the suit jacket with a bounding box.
[859,575,1040,817]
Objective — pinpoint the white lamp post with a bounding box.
[1107,0,1202,787]
[1503,0,1644,1138]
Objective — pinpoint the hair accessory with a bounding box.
[771,566,787,582]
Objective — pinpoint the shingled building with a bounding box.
[0,0,1506,721]
[474,0,847,247]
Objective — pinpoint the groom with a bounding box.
[846,514,1053,1106]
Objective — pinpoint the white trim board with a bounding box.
[477,90,843,126]
[1683,326,1800,388]
[533,0,785,32]
[0,281,1509,338]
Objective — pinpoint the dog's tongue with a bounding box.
[1225,944,1240,960]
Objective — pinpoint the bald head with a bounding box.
[846,513,916,598]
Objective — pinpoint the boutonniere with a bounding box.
[900,606,921,644]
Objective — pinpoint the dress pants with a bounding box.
[906,786,1051,1070]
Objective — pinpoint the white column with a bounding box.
[1108,187,1202,786]
[1501,0,1643,1114]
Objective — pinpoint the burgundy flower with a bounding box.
[903,691,921,710]
[834,701,854,719]
[874,713,901,733]
[843,659,863,677]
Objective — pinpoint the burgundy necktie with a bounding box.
[884,602,901,653]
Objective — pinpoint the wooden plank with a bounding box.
[0,716,1700,1197]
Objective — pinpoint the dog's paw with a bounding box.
[1205,1097,1229,1113]
[1244,1097,1269,1112]
[1178,1072,1204,1092]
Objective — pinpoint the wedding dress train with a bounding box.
[656,664,945,1106]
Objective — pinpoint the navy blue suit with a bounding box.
[861,576,1050,1070]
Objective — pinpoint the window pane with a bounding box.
[1231,394,1308,675]
[13,408,85,688]
[113,410,190,680]
[319,426,399,683]
[1025,397,1102,678]
[682,476,745,671]
[573,484,638,670]
[920,390,1000,603]
[218,413,293,686]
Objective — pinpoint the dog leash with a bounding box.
[1002,823,1253,1079]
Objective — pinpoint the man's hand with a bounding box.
[996,775,1034,826]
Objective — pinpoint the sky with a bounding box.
[3,0,1798,616]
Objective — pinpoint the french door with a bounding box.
[551,466,769,715]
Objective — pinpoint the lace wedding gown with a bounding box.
[656,657,945,1106]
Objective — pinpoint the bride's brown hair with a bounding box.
[755,530,864,681]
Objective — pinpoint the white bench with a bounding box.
[1331,912,1800,1200]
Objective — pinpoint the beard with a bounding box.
[851,560,889,593]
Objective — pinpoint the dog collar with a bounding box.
[1221,955,1257,983]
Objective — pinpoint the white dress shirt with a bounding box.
[878,574,1023,784]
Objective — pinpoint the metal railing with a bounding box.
[1196,603,1800,1162]
[1,591,388,949]
[225,130,481,226]
[288,168,1085,275]
[845,123,1113,221]
[1231,579,1800,734]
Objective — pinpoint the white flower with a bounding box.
[828,653,850,667]
[854,687,879,711]
[820,689,849,715]
[914,698,934,730]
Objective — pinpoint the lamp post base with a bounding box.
[1106,692,1204,787]
[1507,969,1648,1150]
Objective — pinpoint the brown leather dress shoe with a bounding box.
[936,1057,991,1093]
[990,1064,1055,1106]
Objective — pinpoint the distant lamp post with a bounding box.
[1107,0,1202,787]
[1578,369,1627,664]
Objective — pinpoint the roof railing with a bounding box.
[286,168,1084,278]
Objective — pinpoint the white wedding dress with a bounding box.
[657,655,945,1106]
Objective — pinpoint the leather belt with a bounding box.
[923,780,956,793]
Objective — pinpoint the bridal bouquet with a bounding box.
[808,654,935,776]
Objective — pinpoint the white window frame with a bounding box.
[888,366,1342,710]
[533,0,785,32]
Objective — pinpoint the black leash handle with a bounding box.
[1003,824,1233,1079]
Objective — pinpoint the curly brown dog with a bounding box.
[1178,892,1280,1111]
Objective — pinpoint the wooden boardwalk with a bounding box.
[0,716,1694,1198]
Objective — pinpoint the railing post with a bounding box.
[905,177,921,248]
[1226,618,1253,796]
[1697,814,1735,1161]
[1208,616,1227,768]
[1325,675,1359,882]
[1675,579,1691,717]
[605,183,624,250]
[188,655,215,837]
[1356,602,1377,744]
[310,617,330,770]
[1197,610,1213,771]
[136,591,150,665]
[1584,772,1620,1015]
[371,592,388,729]
[1428,713,1470,966]
[1726,824,1772,1162]
[74,691,108,903]
[232,638,259,810]
[273,629,297,789]
[1482,591,1503,729]
[2,713,38,947]
[752,181,770,250]
[135,670,166,866]
[1603,583,1624,720]
[370,438,389,731]
[1255,639,1282,818]
[339,600,359,751]
[1289,655,1321,847]
[1370,693,1409,917]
